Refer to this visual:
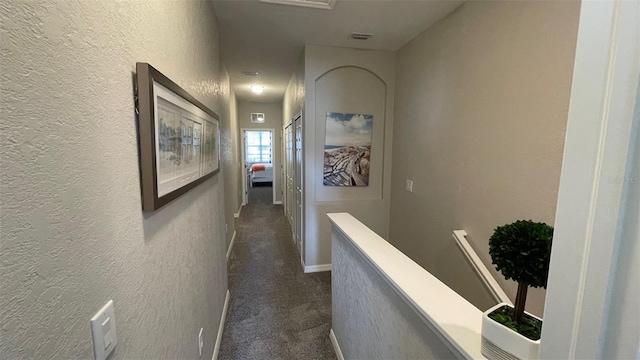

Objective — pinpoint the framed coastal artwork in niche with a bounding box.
[323,112,373,187]
[136,63,220,212]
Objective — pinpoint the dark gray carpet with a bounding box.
[219,186,336,360]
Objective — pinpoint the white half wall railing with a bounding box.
[329,213,486,360]
[452,230,511,305]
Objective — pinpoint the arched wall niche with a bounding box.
[314,65,387,202]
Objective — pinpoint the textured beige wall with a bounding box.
[389,1,580,316]
[283,52,306,126]
[304,45,395,266]
[238,101,284,203]
[0,1,229,358]
[222,90,240,248]
[282,51,304,254]
[231,94,243,213]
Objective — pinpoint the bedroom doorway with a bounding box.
[241,129,275,205]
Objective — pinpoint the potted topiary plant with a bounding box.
[481,220,554,360]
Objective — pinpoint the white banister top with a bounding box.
[328,213,486,360]
[453,230,512,305]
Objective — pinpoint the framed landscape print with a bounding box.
[323,112,372,187]
[136,63,220,212]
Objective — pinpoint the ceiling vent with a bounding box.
[260,0,337,10]
[251,113,266,123]
[243,71,259,76]
[349,32,374,41]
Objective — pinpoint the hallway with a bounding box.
[219,186,336,360]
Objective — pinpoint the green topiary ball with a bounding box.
[489,220,554,289]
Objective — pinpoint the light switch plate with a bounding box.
[405,180,413,192]
[90,300,117,360]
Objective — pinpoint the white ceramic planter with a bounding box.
[481,303,541,360]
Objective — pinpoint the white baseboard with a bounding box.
[226,231,236,262]
[304,264,332,273]
[212,290,230,360]
[273,200,282,205]
[329,329,344,360]
[234,205,243,218]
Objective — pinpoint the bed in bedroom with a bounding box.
[250,163,273,186]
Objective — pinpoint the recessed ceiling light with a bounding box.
[250,85,265,94]
[243,71,259,76]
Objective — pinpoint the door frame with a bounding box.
[284,121,294,231]
[540,0,640,358]
[293,112,304,266]
[240,128,276,205]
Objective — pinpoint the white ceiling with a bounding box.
[213,0,463,103]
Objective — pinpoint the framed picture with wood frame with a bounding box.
[136,62,220,212]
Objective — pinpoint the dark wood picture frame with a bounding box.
[136,62,220,212]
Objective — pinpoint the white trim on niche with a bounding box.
[212,290,230,360]
[330,329,345,360]
[313,66,387,203]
